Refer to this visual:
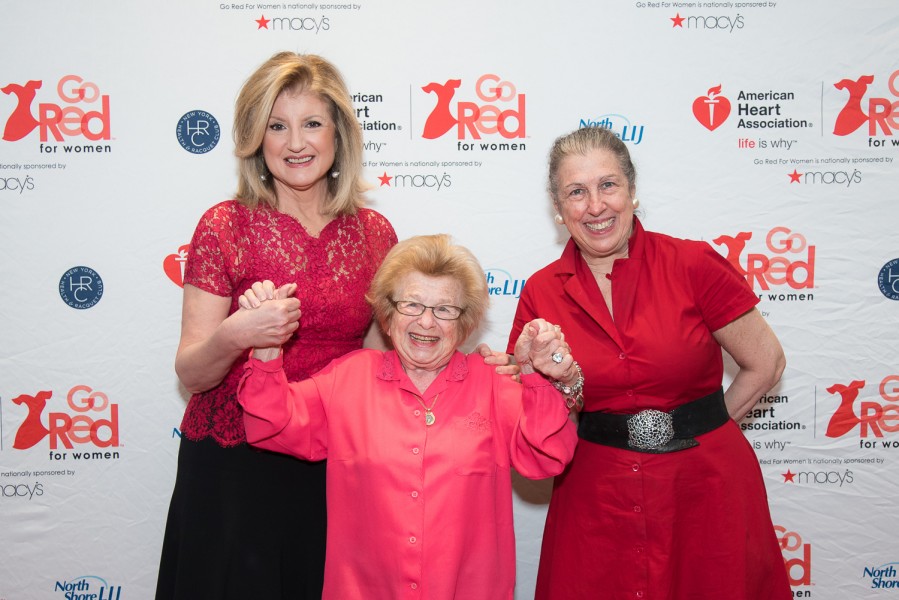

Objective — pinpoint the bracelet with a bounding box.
[552,360,585,411]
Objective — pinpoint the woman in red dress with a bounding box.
[508,126,793,600]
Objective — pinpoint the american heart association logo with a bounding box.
[163,244,190,287]
[692,85,731,131]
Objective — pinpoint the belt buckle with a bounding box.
[627,409,675,451]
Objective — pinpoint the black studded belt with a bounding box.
[577,388,729,453]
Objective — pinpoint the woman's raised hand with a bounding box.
[514,319,576,381]
[235,280,301,359]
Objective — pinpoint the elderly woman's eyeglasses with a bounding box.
[390,299,464,321]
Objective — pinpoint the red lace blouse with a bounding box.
[179,200,397,446]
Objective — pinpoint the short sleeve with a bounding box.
[361,208,398,264]
[184,202,240,297]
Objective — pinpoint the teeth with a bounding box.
[410,333,438,343]
[585,219,614,232]
[286,156,312,164]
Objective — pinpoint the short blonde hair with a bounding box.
[233,52,364,216]
[367,234,489,342]
[548,126,637,209]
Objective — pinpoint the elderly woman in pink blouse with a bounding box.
[236,233,582,599]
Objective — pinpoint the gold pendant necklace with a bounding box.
[415,394,439,426]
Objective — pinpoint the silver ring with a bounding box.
[551,352,564,364]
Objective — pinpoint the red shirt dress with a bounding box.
[507,219,792,600]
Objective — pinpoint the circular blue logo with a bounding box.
[877,258,899,301]
[59,266,104,309]
[176,110,221,154]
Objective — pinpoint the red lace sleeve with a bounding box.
[360,208,399,264]
[183,201,241,296]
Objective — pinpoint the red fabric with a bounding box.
[237,350,578,600]
[508,219,791,600]
[180,200,397,446]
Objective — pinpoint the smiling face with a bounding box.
[387,272,464,374]
[556,148,636,264]
[262,89,336,202]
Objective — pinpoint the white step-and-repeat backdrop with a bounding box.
[2,1,898,598]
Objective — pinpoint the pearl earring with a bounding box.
[553,214,564,225]
[633,198,640,209]
[331,170,340,178]
[260,174,267,182]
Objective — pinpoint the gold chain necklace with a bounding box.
[414,394,439,426]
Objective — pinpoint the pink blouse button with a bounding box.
[626,390,634,397]
[414,409,421,416]
[636,592,645,599]
[631,464,640,472]
[635,545,644,553]
[633,505,642,513]
[409,536,417,544]
[411,491,419,498]
[411,583,418,590]
[412,447,420,455]
[619,353,626,360]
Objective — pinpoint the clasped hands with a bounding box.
[514,319,579,387]
[236,280,300,360]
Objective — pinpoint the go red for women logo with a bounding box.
[775,525,812,588]
[833,69,899,137]
[825,376,899,443]
[712,227,815,294]
[421,74,526,141]
[12,385,120,456]
[1,74,111,142]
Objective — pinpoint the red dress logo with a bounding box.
[1,80,42,141]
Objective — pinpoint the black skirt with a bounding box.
[155,437,327,599]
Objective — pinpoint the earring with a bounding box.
[330,170,340,178]
[553,214,564,225]
[633,198,640,209]
[260,173,267,182]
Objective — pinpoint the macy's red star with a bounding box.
[782,470,796,483]
[378,172,393,186]
[788,170,802,183]
[256,14,271,29]
[671,13,685,27]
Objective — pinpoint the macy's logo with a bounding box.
[12,386,119,450]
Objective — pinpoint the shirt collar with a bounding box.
[377,350,469,383]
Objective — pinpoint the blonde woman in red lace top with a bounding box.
[154,52,397,600]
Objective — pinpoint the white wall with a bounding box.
[2,1,898,597]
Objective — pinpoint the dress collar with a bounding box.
[555,216,645,276]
